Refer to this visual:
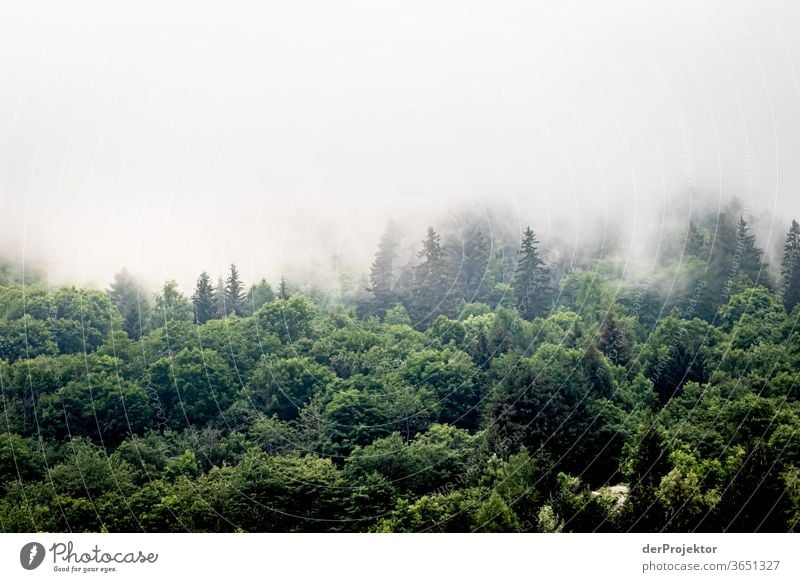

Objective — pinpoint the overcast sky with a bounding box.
[1,0,799,291]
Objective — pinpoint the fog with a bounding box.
[1,0,799,293]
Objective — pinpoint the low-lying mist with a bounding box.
[1,1,798,295]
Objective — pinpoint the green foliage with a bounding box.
[152,280,193,328]
[148,348,236,429]
[38,373,151,444]
[246,356,336,420]
[256,295,317,344]
[2,216,800,532]
[108,269,151,340]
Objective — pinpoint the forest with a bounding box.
[2,205,800,533]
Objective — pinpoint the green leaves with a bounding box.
[148,348,237,429]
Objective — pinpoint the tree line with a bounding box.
[1,208,800,532]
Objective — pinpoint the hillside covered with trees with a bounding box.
[2,207,800,532]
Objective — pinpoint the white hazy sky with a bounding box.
[1,0,799,291]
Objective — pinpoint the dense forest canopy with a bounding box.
[2,205,800,532]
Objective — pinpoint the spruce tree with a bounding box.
[695,213,737,321]
[411,227,454,327]
[512,226,550,320]
[278,276,291,300]
[214,276,227,317]
[225,263,245,316]
[192,271,216,324]
[782,219,800,312]
[599,312,630,366]
[458,227,492,305]
[626,423,670,532]
[685,221,706,259]
[108,268,151,339]
[736,217,763,285]
[369,222,399,317]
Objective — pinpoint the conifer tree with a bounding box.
[782,219,800,312]
[685,221,706,259]
[694,213,737,321]
[192,271,216,324]
[108,268,151,339]
[214,276,227,317]
[279,276,291,300]
[736,217,763,285]
[411,227,455,327]
[225,263,245,316]
[458,227,492,305]
[512,226,550,320]
[599,312,630,366]
[369,222,399,317]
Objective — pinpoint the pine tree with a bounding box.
[782,219,800,312]
[278,276,291,300]
[411,227,455,327]
[694,213,737,321]
[192,271,216,324]
[626,423,670,532]
[599,312,630,366]
[369,222,399,317]
[108,268,151,339]
[512,226,550,320]
[685,221,706,259]
[583,345,613,398]
[458,227,492,305]
[225,263,245,316]
[214,276,227,318]
[736,217,763,285]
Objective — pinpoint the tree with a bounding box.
[192,272,216,324]
[735,217,763,285]
[642,312,720,406]
[278,276,291,300]
[108,269,151,339]
[152,280,193,327]
[625,423,671,532]
[224,263,245,316]
[214,277,226,318]
[781,219,800,312]
[369,222,400,318]
[148,348,236,429]
[230,450,342,532]
[685,221,706,260]
[696,213,738,320]
[246,356,337,420]
[256,295,317,344]
[50,287,116,353]
[323,387,392,455]
[0,433,42,484]
[244,279,275,316]
[0,316,58,361]
[486,344,600,475]
[599,312,630,366]
[396,347,481,428]
[457,226,492,305]
[37,374,151,445]
[411,227,455,328]
[512,226,551,320]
